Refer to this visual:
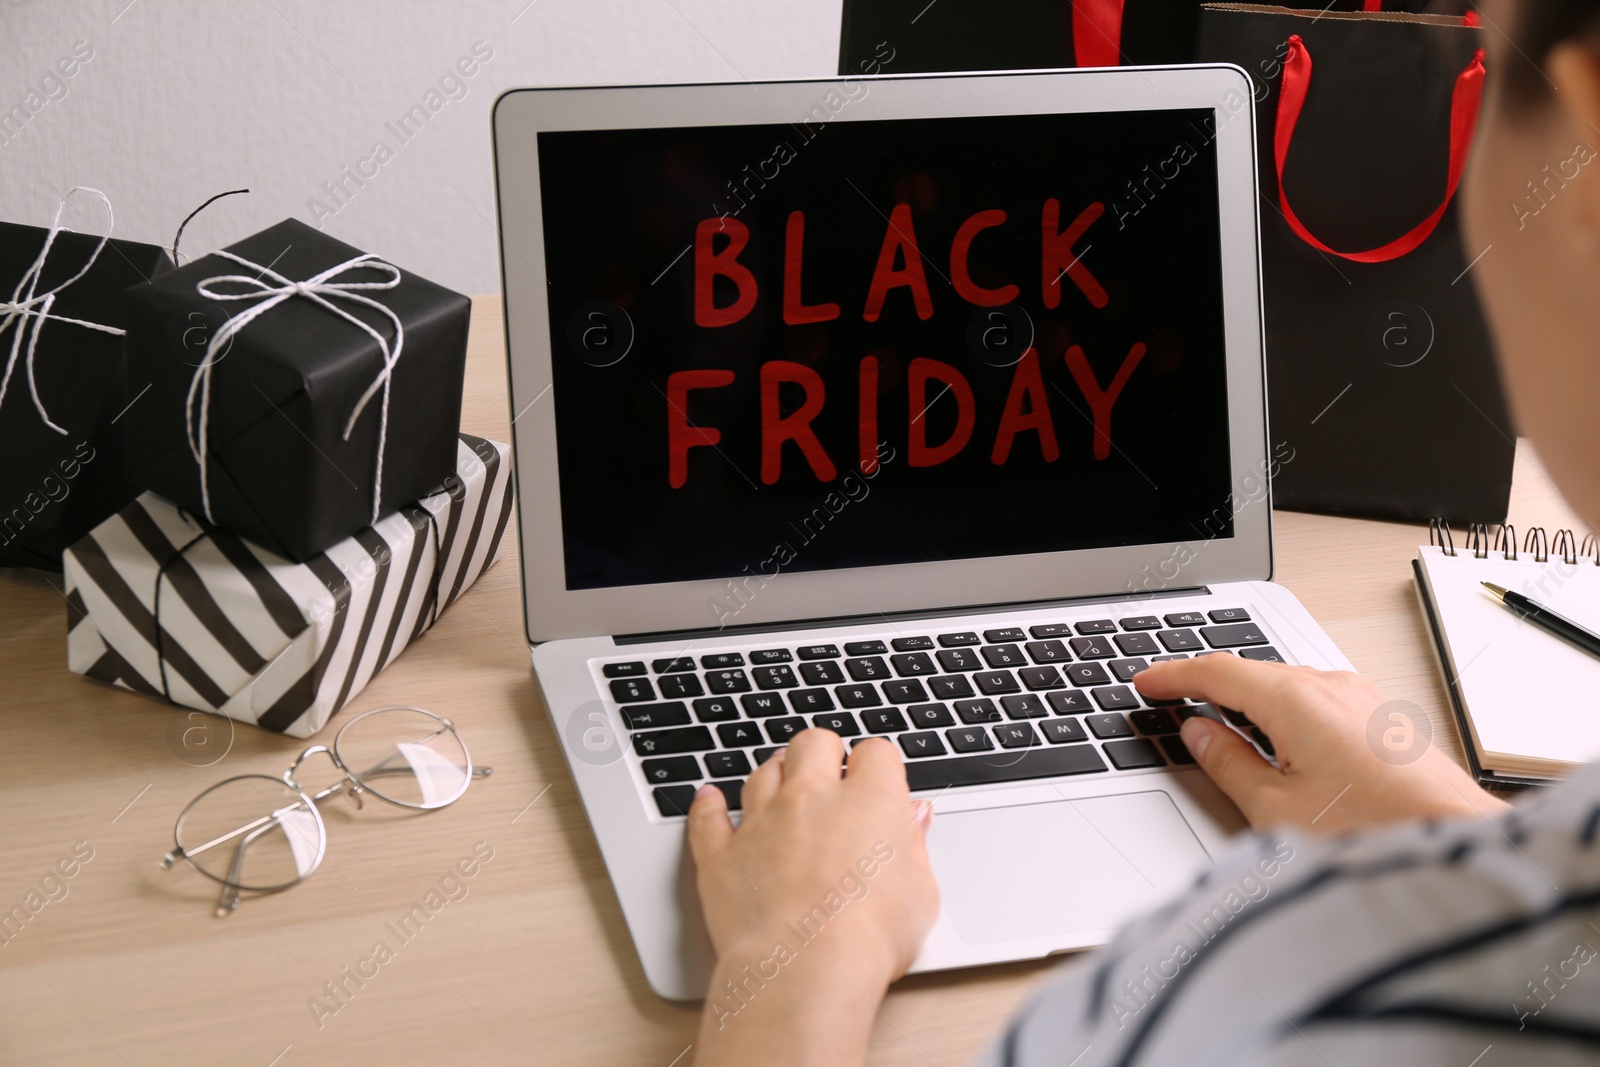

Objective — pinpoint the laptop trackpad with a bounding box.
[930,791,1210,944]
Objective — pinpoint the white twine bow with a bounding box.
[187,249,404,525]
[0,187,127,435]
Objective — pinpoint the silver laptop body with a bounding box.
[492,64,1351,1000]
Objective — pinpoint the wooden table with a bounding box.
[0,297,1582,1066]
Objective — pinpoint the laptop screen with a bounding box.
[535,107,1234,595]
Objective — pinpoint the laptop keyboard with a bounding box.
[595,608,1283,818]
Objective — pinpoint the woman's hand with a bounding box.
[687,728,938,1067]
[1135,655,1509,834]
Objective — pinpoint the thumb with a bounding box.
[1180,718,1279,821]
[686,784,734,863]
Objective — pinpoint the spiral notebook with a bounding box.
[1414,522,1600,788]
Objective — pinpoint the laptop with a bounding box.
[491,63,1353,1000]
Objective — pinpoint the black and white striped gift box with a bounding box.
[62,435,513,737]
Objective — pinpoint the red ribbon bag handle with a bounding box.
[1072,0,1126,67]
[1274,33,1486,264]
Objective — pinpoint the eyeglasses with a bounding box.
[160,705,490,916]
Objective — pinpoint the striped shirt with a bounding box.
[977,762,1600,1067]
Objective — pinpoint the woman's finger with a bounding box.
[740,747,785,816]
[1134,654,1311,732]
[782,727,848,789]
[686,783,734,865]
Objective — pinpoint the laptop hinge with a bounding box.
[612,585,1210,645]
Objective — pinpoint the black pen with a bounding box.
[1482,582,1600,662]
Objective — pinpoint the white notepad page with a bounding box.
[1418,544,1600,772]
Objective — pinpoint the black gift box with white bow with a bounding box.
[0,190,173,570]
[122,219,470,562]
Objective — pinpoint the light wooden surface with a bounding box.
[0,296,1582,1066]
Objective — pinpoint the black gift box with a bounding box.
[122,219,470,562]
[0,218,173,570]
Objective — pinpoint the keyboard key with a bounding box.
[701,652,745,669]
[1119,616,1162,631]
[981,644,1025,668]
[862,708,910,733]
[741,693,786,717]
[1164,612,1206,627]
[704,779,743,811]
[1068,636,1117,660]
[1222,707,1253,728]
[844,640,888,656]
[1114,632,1160,656]
[938,632,980,647]
[1024,639,1071,664]
[620,702,690,730]
[899,731,948,758]
[704,751,752,778]
[641,755,700,783]
[754,746,785,765]
[882,679,930,704]
[653,784,697,817]
[706,669,752,694]
[609,678,655,703]
[1092,685,1141,711]
[845,657,890,681]
[955,698,1001,724]
[751,648,794,664]
[907,703,955,728]
[1000,694,1049,719]
[891,636,935,652]
[835,684,881,708]
[1104,739,1166,770]
[1208,607,1251,623]
[1046,689,1091,715]
[766,717,807,743]
[995,722,1039,748]
[1157,629,1203,652]
[813,711,861,737]
[984,627,1026,642]
[632,725,715,756]
[693,696,741,722]
[1201,622,1270,649]
[1064,661,1111,687]
[1196,650,1234,658]
[754,665,799,689]
[905,744,1108,790]
[1240,646,1285,663]
[974,671,1021,695]
[936,648,983,672]
[1130,708,1180,735]
[1075,619,1117,634]
[657,674,705,699]
[798,644,840,660]
[890,652,937,676]
[1041,717,1088,743]
[1160,735,1196,765]
[651,657,694,674]
[1028,623,1074,638]
[946,726,994,753]
[603,661,646,678]
[1019,666,1066,690]
[788,688,836,713]
[799,660,845,685]
[1109,658,1149,683]
[1086,713,1134,739]
[928,675,977,699]
[1151,653,1189,662]
[717,722,764,748]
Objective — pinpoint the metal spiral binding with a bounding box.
[1523,526,1549,563]
[1428,518,1455,557]
[1493,523,1518,561]
[1465,522,1492,559]
[1553,529,1579,566]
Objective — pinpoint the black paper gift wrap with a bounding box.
[122,219,470,562]
[0,191,173,570]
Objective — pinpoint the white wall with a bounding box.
[0,0,842,295]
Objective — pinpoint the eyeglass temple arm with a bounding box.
[214,818,298,917]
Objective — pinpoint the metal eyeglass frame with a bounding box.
[160,705,491,916]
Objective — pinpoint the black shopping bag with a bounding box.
[1196,5,1513,522]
